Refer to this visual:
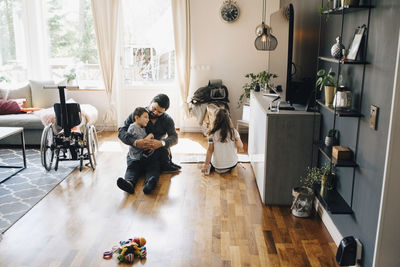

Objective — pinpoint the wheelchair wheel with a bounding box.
[91,125,99,153]
[86,124,97,170]
[40,124,55,171]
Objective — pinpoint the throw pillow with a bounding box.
[30,80,67,108]
[0,84,32,108]
[11,98,27,108]
[0,99,25,115]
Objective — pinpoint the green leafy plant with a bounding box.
[257,71,278,89]
[318,0,333,20]
[64,68,77,83]
[315,68,342,91]
[238,71,278,108]
[300,164,334,190]
[327,129,337,137]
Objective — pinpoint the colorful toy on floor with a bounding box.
[103,236,147,262]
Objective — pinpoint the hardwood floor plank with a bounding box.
[0,132,339,267]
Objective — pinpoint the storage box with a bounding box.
[332,146,352,160]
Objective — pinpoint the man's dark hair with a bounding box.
[152,94,170,110]
[133,107,148,120]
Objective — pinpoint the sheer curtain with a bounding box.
[171,0,191,116]
[22,0,50,80]
[91,0,120,126]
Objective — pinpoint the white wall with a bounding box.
[183,0,280,131]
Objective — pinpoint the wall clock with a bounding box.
[220,0,240,23]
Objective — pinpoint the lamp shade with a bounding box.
[254,25,278,51]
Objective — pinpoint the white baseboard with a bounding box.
[180,126,202,133]
[314,197,343,246]
[95,124,118,131]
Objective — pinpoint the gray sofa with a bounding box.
[0,81,61,146]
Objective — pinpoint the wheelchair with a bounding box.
[40,85,98,171]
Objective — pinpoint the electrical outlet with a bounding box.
[369,105,378,130]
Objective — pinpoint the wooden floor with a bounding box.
[0,132,339,267]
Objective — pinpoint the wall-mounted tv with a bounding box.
[268,4,294,104]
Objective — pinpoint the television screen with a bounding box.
[268,4,294,103]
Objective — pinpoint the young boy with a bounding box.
[117,107,160,194]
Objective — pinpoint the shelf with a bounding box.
[314,184,353,214]
[318,56,368,65]
[319,145,357,167]
[322,5,374,15]
[316,100,363,117]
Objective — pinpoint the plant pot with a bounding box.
[320,173,335,197]
[291,186,315,218]
[320,175,328,197]
[325,136,334,147]
[341,0,359,7]
[324,86,336,106]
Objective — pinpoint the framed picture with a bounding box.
[347,25,366,60]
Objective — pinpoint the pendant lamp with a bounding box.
[254,0,277,51]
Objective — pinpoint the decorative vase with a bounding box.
[254,83,261,92]
[320,175,328,197]
[320,174,334,197]
[325,136,334,147]
[324,86,336,106]
[331,37,345,59]
[291,186,315,218]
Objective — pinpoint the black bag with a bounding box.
[191,79,229,104]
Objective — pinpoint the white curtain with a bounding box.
[22,0,50,80]
[171,0,191,116]
[91,0,120,125]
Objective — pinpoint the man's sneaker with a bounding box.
[143,176,157,194]
[162,162,181,173]
[117,177,135,194]
[171,162,182,169]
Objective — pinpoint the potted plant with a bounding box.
[301,164,335,197]
[318,0,333,20]
[257,70,278,92]
[237,71,277,108]
[64,68,77,86]
[325,129,337,147]
[316,68,342,106]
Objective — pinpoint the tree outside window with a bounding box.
[45,0,101,87]
[0,0,26,84]
[122,0,176,85]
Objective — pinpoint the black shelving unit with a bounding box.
[313,1,373,214]
[318,56,369,65]
[314,184,353,214]
[319,145,357,167]
[316,100,363,117]
[322,5,374,15]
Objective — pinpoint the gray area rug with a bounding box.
[0,148,76,233]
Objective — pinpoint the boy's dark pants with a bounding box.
[125,148,161,185]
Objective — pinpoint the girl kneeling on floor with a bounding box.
[201,109,243,174]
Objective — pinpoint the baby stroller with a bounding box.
[40,85,98,171]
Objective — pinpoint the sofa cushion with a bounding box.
[30,80,66,108]
[0,99,24,115]
[0,113,44,129]
[0,84,32,108]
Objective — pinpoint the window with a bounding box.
[0,0,101,88]
[44,0,101,87]
[0,0,27,84]
[121,0,176,85]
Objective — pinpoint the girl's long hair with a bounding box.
[209,109,235,143]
